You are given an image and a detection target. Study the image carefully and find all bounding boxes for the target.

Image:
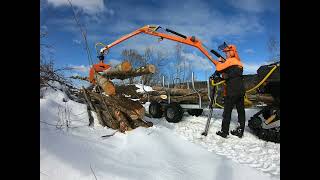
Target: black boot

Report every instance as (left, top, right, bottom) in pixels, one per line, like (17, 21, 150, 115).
(216, 130, 229, 138)
(230, 127, 244, 138)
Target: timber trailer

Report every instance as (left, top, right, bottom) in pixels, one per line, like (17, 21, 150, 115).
(146, 72, 213, 123)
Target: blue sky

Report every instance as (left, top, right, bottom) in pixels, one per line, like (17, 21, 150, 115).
(40, 0, 279, 82)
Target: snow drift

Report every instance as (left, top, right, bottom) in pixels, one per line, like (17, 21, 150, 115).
(40, 83, 279, 180)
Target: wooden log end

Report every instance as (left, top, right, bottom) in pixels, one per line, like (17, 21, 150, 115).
(102, 82, 116, 96)
(147, 64, 156, 74)
(121, 61, 132, 72)
(137, 107, 145, 119)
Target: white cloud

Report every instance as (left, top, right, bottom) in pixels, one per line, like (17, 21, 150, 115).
(45, 0, 272, 72)
(106, 8, 114, 16)
(181, 51, 215, 72)
(108, 59, 122, 66)
(244, 49, 255, 54)
(95, 1, 265, 56)
(40, 25, 48, 31)
(47, 0, 105, 14)
(242, 61, 267, 74)
(72, 39, 81, 45)
(228, 0, 279, 13)
(72, 72, 80, 76)
(68, 64, 90, 73)
(47, 0, 265, 53)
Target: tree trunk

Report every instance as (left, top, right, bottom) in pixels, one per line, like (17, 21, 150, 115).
(141, 93, 209, 104)
(256, 94, 274, 104)
(152, 86, 193, 96)
(88, 92, 145, 120)
(81, 88, 104, 126)
(94, 73, 116, 96)
(116, 85, 142, 98)
(102, 64, 156, 80)
(103, 61, 132, 74)
(146, 90, 166, 96)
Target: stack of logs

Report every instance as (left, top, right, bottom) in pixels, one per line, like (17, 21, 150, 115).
(140, 86, 209, 104)
(78, 61, 155, 133)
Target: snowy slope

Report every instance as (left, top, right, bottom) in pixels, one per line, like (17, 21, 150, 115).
(40, 84, 279, 180)
(144, 107, 280, 178)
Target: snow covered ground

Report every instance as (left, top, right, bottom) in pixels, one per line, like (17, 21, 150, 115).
(144, 104, 280, 178)
(135, 83, 154, 93)
(40, 84, 279, 180)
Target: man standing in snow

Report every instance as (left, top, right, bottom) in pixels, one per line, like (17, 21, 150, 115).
(213, 43, 246, 138)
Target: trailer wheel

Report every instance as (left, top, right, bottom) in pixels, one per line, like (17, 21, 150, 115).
(248, 116, 262, 130)
(165, 102, 183, 123)
(187, 109, 203, 117)
(149, 101, 163, 118)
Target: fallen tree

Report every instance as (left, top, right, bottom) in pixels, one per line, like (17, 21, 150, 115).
(102, 64, 156, 80)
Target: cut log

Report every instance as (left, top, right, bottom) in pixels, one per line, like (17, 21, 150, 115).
(102, 64, 156, 80)
(141, 93, 209, 104)
(151, 86, 193, 96)
(174, 84, 187, 89)
(135, 64, 156, 73)
(146, 90, 166, 96)
(256, 94, 274, 104)
(84, 90, 150, 131)
(81, 88, 104, 126)
(88, 92, 145, 120)
(104, 61, 132, 74)
(152, 86, 165, 91)
(106, 106, 132, 132)
(94, 73, 116, 96)
(115, 85, 142, 98)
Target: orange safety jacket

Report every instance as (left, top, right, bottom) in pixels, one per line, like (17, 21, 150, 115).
(216, 57, 244, 97)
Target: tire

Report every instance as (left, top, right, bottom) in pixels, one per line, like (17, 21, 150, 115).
(149, 101, 163, 118)
(248, 116, 262, 130)
(187, 109, 203, 117)
(257, 129, 280, 143)
(164, 102, 183, 123)
(262, 109, 272, 119)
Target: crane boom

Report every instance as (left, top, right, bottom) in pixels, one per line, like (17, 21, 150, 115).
(100, 25, 224, 66)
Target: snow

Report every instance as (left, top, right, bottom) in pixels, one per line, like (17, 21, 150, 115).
(135, 83, 154, 93)
(40, 83, 279, 180)
(144, 107, 280, 178)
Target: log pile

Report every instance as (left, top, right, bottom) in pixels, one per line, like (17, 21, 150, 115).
(139, 85, 209, 104)
(80, 61, 156, 132)
(81, 88, 152, 132)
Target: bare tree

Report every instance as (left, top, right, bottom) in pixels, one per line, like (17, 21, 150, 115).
(174, 43, 183, 83)
(121, 49, 144, 84)
(151, 50, 168, 85)
(141, 47, 153, 85)
(40, 19, 73, 90)
(267, 34, 280, 62)
(139, 47, 168, 86)
(184, 58, 192, 84)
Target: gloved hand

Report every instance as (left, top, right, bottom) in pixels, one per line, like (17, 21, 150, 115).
(210, 71, 222, 82)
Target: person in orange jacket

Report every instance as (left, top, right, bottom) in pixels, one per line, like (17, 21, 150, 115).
(213, 42, 246, 138)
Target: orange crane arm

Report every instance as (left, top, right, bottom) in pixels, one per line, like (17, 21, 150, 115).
(100, 25, 223, 66)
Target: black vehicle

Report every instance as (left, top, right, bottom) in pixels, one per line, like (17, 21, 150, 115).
(248, 62, 280, 143)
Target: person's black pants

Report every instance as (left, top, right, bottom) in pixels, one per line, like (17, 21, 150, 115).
(221, 95, 246, 133)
